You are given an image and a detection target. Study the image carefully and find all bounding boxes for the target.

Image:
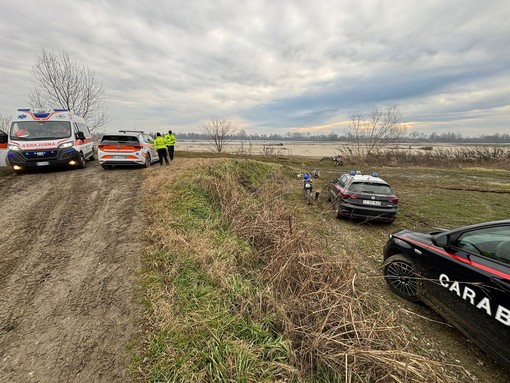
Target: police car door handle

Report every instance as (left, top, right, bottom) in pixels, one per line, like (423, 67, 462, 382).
(491, 277, 510, 292)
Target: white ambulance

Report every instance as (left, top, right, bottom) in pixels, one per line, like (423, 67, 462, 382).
(6, 108, 95, 174)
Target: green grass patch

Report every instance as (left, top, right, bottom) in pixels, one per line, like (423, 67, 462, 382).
(135, 165, 296, 382)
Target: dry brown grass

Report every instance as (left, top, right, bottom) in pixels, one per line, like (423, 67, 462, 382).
(200, 160, 476, 382)
(337, 146, 510, 168)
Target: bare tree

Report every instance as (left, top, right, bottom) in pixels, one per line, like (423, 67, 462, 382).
(347, 106, 407, 157)
(28, 49, 109, 130)
(200, 117, 237, 153)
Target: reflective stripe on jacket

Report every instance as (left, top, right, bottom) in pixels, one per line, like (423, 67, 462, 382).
(153, 136, 167, 150)
(164, 133, 176, 146)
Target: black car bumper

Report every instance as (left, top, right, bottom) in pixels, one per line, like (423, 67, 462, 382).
(7, 148, 81, 170)
(338, 202, 398, 222)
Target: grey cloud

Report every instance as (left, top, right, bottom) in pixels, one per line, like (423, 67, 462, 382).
(0, 0, 508, 135)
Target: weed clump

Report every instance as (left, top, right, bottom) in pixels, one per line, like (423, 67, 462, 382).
(201, 159, 474, 382)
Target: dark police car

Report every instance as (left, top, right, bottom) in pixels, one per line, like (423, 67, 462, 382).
(327, 171, 398, 223)
(383, 220, 510, 370)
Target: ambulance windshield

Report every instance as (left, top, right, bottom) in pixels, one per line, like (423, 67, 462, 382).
(10, 121, 72, 141)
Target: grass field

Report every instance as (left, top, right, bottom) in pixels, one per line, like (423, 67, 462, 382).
(134, 155, 510, 383)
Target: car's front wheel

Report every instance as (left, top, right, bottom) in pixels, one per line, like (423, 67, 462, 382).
(78, 153, 86, 169)
(383, 254, 420, 302)
(144, 154, 151, 168)
(334, 202, 342, 218)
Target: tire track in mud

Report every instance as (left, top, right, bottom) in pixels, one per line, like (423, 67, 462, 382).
(0, 164, 145, 383)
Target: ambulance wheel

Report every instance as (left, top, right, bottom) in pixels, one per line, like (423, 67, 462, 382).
(144, 154, 151, 168)
(78, 153, 87, 169)
(383, 254, 420, 302)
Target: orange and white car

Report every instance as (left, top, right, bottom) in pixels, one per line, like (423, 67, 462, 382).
(97, 130, 159, 169)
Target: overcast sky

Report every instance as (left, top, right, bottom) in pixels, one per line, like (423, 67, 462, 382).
(1, 0, 509, 136)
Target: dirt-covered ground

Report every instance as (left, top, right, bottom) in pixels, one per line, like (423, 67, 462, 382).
(0, 158, 508, 383)
(0, 161, 144, 383)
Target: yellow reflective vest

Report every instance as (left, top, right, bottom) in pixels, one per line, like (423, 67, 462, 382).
(153, 136, 167, 150)
(164, 133, 176, 146)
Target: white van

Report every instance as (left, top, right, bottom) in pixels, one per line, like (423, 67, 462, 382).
(6, 108, 94, 174)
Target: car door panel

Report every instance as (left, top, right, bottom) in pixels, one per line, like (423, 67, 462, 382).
(419, 243, 510, 367)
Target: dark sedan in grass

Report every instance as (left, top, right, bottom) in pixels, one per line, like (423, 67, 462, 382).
(383, 220, 510, 371)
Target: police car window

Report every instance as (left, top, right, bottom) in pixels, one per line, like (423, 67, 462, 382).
(453, 226, 510, 263)
(101, 135, 139, 143)
(338, 175, 347, 186)
(349, 182, 392, 194)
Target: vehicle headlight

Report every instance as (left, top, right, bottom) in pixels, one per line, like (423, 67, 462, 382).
(58, 141, 74, 149)
(8, 144, 21, 151)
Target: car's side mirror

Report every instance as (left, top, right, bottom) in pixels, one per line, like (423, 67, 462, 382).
(76, 131, 86, 141)
(432, 233, 449, 248)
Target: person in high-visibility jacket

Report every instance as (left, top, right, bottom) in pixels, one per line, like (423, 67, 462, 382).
(164, 130, 176, 160)
(153, 132, 169, 166)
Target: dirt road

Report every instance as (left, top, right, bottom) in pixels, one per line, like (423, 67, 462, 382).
(0, 161, 143, 383)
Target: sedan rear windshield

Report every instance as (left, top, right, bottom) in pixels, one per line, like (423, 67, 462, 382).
(101, 135, 139, 143)
(348, 182, 393, 195)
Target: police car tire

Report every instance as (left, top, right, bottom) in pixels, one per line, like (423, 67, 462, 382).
(383, 254, 420, 302)
(334, 202, 342, 218)
(144, 154, 151, 168)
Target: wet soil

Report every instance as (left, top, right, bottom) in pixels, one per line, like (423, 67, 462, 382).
(0, 161, 144, 383)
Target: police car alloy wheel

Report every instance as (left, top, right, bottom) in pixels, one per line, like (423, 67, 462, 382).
(383, 254, 419, 302)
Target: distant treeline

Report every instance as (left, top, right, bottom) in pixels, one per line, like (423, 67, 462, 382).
(174, 131, 510, 144)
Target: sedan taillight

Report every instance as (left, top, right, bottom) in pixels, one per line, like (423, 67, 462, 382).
(388, 197, 399, 204)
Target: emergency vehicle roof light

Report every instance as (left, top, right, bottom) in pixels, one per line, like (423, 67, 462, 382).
(350, 170, 356, 175)
(355, 170, 362, 175)
(371, 172, 379, 177)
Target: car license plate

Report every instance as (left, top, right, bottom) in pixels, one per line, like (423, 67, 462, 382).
(363, 200, 381, 205)
(36, 161, 50, 166)
(112, 155, 125, 159)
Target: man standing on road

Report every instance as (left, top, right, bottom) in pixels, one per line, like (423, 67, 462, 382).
(164, 130, 176, 160)
(153, 132, 169, 166)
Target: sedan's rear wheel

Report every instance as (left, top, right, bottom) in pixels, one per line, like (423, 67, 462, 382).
(334, 202, 342, 218)
(383, 254, 420, 302)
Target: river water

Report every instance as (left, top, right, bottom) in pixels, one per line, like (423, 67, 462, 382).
(178, 140, 509, 159)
